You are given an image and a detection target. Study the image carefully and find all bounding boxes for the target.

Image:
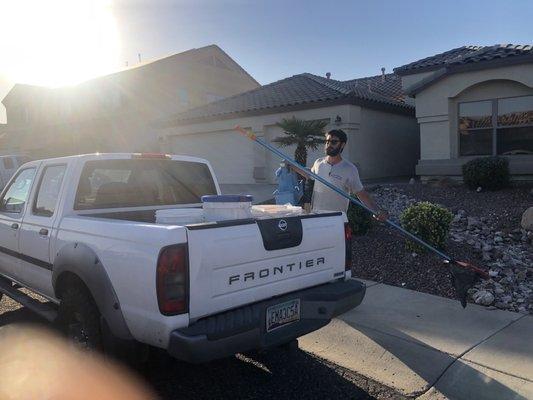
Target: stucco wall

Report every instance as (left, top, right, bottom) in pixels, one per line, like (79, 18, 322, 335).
(163, 105, 353, 184)
(170, 129, 255, 184)
(1, 47, 259, 159)
(163, 104, 418, 185)
(358, 108, 420, 178)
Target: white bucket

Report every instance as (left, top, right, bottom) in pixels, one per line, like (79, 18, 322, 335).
(202, 195, 253, 221)
(156, 208, 205, 225)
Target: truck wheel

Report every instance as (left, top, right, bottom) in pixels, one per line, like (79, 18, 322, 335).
(57, 286, 102, 351)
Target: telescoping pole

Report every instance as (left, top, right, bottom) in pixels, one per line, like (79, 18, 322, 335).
(234, 125, 488, 283)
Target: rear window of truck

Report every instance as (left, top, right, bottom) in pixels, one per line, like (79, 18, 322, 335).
(74, 159, 217, 210)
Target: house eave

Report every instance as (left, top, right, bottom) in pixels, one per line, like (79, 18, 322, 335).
(406, 56, 533, 96)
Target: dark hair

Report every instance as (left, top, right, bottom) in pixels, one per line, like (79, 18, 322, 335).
(327, 129, 347, 143)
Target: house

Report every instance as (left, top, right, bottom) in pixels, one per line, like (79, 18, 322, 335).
(1, 45, 259, 159)
(394, 44, 533, 180)
(156, 71, 419, 188)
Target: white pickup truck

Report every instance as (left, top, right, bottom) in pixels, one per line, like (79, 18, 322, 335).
(0, 153, 365, 362)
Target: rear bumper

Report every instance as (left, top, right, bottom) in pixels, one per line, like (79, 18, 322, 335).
(167, 279, 366, 363)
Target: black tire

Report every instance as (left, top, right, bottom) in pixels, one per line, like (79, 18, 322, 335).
(57, 285, 103, 351)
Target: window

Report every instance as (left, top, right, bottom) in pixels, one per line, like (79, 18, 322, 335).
(74, 159, 217, 210)
(497, 96, 533, 155)
(33, 165, 66, 217)
(0, 168, 36, 213)
(3, 157, 14, 170)
(459, 101, 493, 156)
(459, 95, 533, 156)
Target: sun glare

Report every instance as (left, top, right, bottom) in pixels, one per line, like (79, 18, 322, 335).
(0, 0, 120, 87)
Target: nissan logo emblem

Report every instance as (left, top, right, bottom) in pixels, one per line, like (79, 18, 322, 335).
(278, 219, 288, 231)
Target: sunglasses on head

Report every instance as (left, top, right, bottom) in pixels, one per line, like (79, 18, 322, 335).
(325, 139, 341, 145)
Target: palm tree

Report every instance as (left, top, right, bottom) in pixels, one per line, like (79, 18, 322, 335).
(272, 117, 328, 167)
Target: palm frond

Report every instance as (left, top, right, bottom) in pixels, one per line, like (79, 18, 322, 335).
(272, 135, 298, 147)
(274, 116, 329, 158)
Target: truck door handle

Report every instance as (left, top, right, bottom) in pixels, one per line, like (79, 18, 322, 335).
(39, 228, 49, 236)
(10, 223, 18, 230)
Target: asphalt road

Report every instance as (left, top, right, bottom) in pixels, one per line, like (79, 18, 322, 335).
(0, 295, 405, 400)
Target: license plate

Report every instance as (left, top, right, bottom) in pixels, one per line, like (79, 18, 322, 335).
(266, 299, 300, 332)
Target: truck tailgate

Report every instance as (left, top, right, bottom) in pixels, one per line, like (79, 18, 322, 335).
(186, 213, 346, 319)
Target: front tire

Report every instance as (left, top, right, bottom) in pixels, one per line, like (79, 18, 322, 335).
(57, 285, 103, 351)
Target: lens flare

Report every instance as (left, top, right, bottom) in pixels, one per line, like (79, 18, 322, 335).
(0, 0, 120, 87)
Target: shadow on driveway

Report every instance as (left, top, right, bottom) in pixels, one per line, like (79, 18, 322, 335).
(142, 347, 383, 400)
(0, 300, 387, 400)
(344, 319, 528, 400)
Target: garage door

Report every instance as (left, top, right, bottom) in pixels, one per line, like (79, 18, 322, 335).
(169, 131, 254, 184)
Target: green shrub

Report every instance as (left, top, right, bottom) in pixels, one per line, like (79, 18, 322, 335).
(347, 203, 373, 235)
(462, 157, 510, 190)
(400, 202, 453, 253)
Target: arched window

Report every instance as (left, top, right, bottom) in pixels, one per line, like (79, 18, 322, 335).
(459, 95, 533, 156)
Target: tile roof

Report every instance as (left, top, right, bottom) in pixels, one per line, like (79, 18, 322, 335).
(394, 44, 533, 75)
(160, 72, 412, 126)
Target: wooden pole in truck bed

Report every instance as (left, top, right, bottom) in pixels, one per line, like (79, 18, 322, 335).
(235, 125, 489, 308)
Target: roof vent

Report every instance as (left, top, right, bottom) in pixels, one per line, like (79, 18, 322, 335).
(381, 67, 386, 82)
(326, 72, 331, 79)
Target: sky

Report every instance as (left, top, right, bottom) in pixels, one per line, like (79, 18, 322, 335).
(1, 0, 532, 123)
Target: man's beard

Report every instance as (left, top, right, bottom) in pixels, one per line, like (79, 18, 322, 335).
(326, 147, 341, 156)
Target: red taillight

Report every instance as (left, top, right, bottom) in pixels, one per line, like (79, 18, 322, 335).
(132, 153, 170, 159)
(157, 244, 188, 315)
(344, 223, 352, 271)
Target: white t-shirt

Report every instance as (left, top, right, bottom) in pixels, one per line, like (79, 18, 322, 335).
(311, 157, 364, 213)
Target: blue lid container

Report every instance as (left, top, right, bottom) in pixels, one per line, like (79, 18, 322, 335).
(201, 194, 253, 203)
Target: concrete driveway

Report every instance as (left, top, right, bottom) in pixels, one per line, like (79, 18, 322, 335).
(300, 279, 533, 399)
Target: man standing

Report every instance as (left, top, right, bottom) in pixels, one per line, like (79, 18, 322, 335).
(299, 129, 388, 221)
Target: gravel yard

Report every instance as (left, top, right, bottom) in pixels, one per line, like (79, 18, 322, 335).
(351, 182, 533, 314)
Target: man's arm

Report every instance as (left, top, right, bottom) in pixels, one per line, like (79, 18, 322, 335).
(355, 190, 388, 222)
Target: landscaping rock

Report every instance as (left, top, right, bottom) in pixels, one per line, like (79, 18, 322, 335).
(521, 207, 533, 231)
(353, 183, 533, 315)
(467, 217, 481, 229)
(473, 290, 495, 306)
